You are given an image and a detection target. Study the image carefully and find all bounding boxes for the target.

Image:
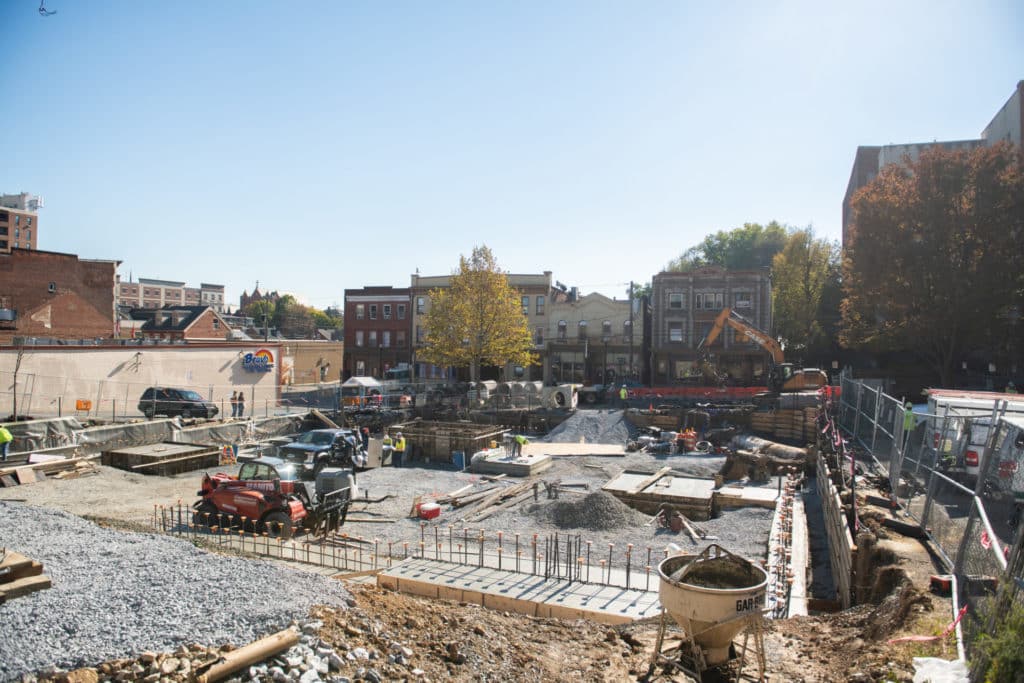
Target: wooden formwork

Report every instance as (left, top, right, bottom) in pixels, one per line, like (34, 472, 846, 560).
(816, 453, 856, 608)
(101, 442, 222, 476)
(390, 421, 508, 464)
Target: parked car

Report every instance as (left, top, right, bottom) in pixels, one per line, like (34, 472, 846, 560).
(138, 387, 219, 419)
(278, 428, 362, 479)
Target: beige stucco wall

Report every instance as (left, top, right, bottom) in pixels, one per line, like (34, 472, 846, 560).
(0, 344, 282, 419)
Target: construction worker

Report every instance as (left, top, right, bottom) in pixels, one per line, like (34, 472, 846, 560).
(381, 432, 393, 466)
(619, 384, 628, 409)
(512, 433, 529, 458)
(393, 431, 406, 467)
(902, 401, 915, 450)
(0, 423, 12, 462)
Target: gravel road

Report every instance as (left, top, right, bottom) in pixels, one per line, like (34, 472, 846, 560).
(0, 501, 350, 682)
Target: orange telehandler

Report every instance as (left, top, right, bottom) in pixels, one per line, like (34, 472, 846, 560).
(696, 308, 828, 396)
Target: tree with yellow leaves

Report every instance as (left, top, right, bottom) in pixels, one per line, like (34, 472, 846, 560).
(418, 246, 536, 382)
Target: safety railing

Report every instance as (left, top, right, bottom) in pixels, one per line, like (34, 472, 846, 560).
(837, 373, 1023, 668)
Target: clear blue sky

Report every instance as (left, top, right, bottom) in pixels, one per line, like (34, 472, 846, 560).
(2, 1, 1021, 310)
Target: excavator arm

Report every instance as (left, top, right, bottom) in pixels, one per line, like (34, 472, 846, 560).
(696, 308, 785, 364)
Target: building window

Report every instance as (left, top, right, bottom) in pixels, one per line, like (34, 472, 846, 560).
(356, 360, 365, 375)
(14, 216, 19, 226)
(734, 292, 752, 309)
(25, 229, 30, 241)
(714, 292, 724, 309)
(355, 331, 364, 347)
(534, 326, 544, 345)
(369, 304, 377, 320)
(577, 320, 588, 341)
(415, 326, 423, 343)
(521, 296, 529, 315)
(212, 319, 220, 330)
(14, 229, 19, 238)
(382, 331, 391, 347)
(557, 320, 567, 341)
(383, 304, 392, 320)
(369, 330, 378, 346)
(602, 320, 612, 338)
(397, 330, 406, 347)
(669, 293, 683, 309)
(695, 293, 703, 309)
(397, 304, 406, 320)
(669, 323, 683, 343)
(416, 296, 425, 314)
(536, 295, 545, 315)
(356, 304, 365, 320)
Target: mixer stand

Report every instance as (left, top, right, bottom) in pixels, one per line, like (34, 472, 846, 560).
(646, 608, 766, 683)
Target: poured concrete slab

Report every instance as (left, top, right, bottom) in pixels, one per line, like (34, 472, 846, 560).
(714, 485, 781, 509)
(603, 470, 715, 519)
(470, 449, 553, 477)
(377, 557, 661, 624)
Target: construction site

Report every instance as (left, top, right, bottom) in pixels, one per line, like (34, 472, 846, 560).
(1, 378, 1022, 683)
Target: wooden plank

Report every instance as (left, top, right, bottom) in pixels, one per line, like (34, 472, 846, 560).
(0, 474, 17, 487)
(0, 551, 34, 575)
(15, 469, 39, 485)
(310, 409, 341, 429)
(4, 561, 44, 582)
(345, 518, 396, 524)
(627, 467, 672, 495)
(0, 574, 51, 601)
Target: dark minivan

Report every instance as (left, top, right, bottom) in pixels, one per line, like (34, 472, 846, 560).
(138, 387, 219, 419)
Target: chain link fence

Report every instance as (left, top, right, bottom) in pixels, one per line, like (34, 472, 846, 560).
(838, 373, 1024, 670)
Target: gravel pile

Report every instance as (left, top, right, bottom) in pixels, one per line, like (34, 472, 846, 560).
(542, 491, 649, 530)
(542, 409, 636, 444)
(0, 501, 351, 681)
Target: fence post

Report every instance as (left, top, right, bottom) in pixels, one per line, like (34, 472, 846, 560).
(852, 382, 864, 445)
(870, 386, 882, 455)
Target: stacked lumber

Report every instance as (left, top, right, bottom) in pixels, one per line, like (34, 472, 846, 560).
(0, 550, 51, 603)
(749, 409, 818, 444)
(456, 480, 535, 523)
(0, 455, 99, 487)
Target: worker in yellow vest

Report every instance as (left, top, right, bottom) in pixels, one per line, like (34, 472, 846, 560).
(393, 431, 407, 467)
(619, 385, 628, 409)
(0, 424, 12, 462)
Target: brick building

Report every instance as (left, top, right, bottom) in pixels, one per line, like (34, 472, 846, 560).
(117, 277, 226, 312)
(650, 266, 772, 385)
(343, 286, 411, 379)
(0, 248, 118, 343)
(0, 207, 38, 252)
(545, 291, 643, 386)
(132, 305, 230, 341)
(410, 271, 551, 382)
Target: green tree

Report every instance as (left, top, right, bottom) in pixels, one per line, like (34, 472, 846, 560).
(418, 245, 536, 381)
(841, 143, 1024, 386)
(244, 300, 275, 338)
(666, 221, 788, 271)
(771, 228, 840, 352)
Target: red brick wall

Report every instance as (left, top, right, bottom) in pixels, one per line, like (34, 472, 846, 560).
(185, 309, 227, 340)
(0, 250, 116, 342)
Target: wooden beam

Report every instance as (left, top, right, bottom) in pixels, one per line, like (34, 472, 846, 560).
(628, 467, 672, 495)
(311, 409, 341, 429)
(0, 575, 51, 602)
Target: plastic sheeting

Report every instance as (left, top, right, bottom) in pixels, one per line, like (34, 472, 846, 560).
(6, 416, 85, 453)
(9, 414, 305, 457)
(912, 657, 969, 683)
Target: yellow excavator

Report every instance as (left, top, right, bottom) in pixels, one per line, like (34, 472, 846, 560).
(696, 308, 828, 394)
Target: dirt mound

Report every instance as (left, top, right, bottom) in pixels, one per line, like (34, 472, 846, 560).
(544, 491, 648, 530)
(542, 410, 635, 444)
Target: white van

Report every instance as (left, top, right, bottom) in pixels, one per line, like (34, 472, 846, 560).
(926, 389, 1024, 454)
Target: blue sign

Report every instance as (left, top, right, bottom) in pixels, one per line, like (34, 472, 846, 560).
(242, 349, 275, 373)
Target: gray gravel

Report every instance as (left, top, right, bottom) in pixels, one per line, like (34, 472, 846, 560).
(0, 501, 350, 682)
(542, 409, 636, 444)
(543, 491, 650, 530)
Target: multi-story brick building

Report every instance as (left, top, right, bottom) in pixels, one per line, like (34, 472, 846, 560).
(0, 207, 38, 252)
(0, 248, 118, 343)
(650, 266, 772, 385)
(410, 271, 551, 381)
(545, 291, 643, 386)
(342, 286, 411, 379)
(116, 277, 226, 312)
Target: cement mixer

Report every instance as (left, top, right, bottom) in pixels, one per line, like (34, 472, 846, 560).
(649, 544, 768, 679)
